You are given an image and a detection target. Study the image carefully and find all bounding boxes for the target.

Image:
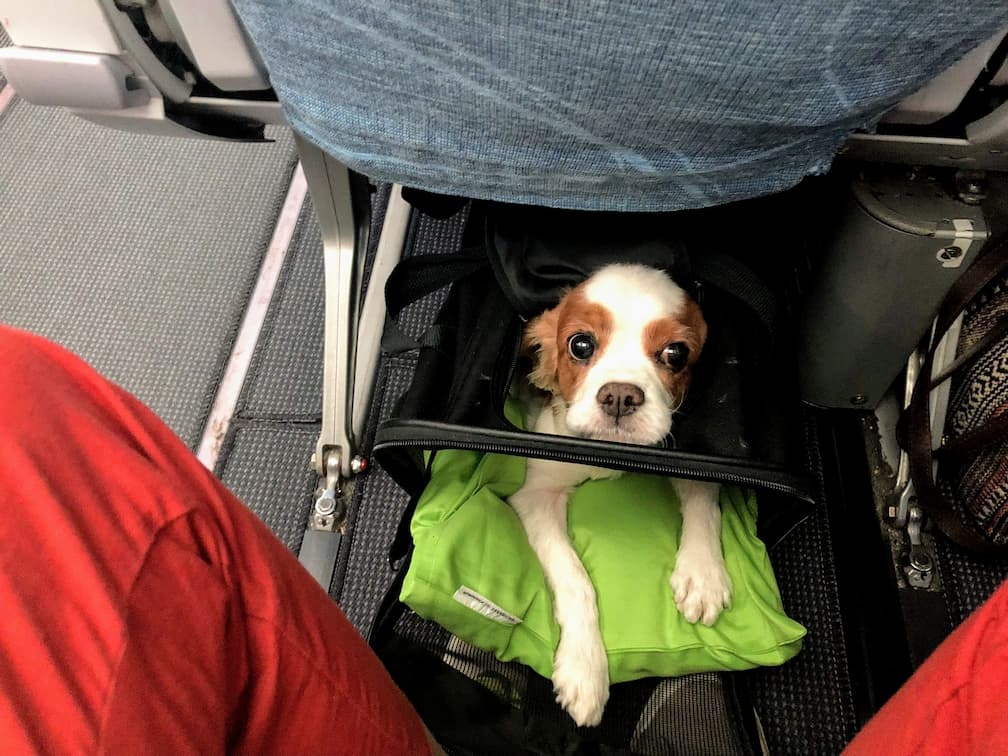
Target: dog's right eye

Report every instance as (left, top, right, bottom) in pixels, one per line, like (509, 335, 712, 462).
(567, 333, 596, 360)
(660, 341, 690, 371)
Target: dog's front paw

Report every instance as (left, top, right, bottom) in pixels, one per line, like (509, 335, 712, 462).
(669, 550, 733, 626)
(552, 631, 609, 727)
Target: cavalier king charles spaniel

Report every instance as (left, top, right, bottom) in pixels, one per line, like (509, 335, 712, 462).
(510, 263, 732, 726)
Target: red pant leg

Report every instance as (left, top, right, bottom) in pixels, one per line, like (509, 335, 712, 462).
(844, 578, 1008, 755)
(0, 326, 430, 755)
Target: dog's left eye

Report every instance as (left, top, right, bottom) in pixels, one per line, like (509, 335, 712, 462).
(659, 342, 689, 371)
(568, 332, 596, 360)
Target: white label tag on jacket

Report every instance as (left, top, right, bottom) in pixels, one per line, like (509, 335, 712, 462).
(453, 586, 521, 625)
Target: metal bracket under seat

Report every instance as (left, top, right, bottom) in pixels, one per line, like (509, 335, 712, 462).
(293, 134, 411, 588)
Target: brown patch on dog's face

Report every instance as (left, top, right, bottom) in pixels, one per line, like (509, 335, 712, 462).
(524, 306, 560, 392)
(641, 298, 707, 407)
(525, 286, 613, 401)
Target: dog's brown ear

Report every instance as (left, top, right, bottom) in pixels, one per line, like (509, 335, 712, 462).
(680, 298, 708, 363)
(524, 306, 560, 392)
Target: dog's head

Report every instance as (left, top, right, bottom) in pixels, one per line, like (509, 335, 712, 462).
(524, 263, 706, 445)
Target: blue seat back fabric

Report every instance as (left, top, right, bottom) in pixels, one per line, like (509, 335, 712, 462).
(233, 1, 1006, 211)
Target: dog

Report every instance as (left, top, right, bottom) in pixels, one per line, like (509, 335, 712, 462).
(509, 263, 732, 727)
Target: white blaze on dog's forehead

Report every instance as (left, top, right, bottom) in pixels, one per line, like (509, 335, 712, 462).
(580, 264, 686, 319)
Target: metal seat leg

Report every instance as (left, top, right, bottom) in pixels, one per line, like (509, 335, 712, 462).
(293, 133, 411, 588)
(295, 133, 361, 484)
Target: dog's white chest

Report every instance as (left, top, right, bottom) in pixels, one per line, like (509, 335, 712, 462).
(523, 398, 623, 489)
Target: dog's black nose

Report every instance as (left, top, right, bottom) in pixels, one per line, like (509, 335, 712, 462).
(596, 383, 645, 417)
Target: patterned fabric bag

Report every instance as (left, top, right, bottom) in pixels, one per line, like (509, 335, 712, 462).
(907, 238, 1008, 552)
(938, 270, 1008, 547)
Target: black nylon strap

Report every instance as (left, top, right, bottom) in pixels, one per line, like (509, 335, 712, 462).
(932, 410, 1008, 463)
(692, 251, 779, 344)
(929, 312, 1008, 388)
(382, 250, 488, 354)
(367, 543, 412, 650)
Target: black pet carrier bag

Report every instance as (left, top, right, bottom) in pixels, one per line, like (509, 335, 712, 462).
(368, 197, 816, 755)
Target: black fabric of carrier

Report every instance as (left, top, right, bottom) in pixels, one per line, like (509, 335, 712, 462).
(375, 201, 811, 498)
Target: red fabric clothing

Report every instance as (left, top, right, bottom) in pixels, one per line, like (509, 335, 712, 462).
(844, 576, 1008, 755)
(0, 326, 430, 755)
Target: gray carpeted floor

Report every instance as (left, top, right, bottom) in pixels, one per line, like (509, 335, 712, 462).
(237, 201, 326, 420)
(215, 200, 324, 553)
(217, 421, 319, 551)
(0, 97, 297, 447)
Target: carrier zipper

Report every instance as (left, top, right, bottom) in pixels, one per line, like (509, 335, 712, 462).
(374, 424, 812, 501)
